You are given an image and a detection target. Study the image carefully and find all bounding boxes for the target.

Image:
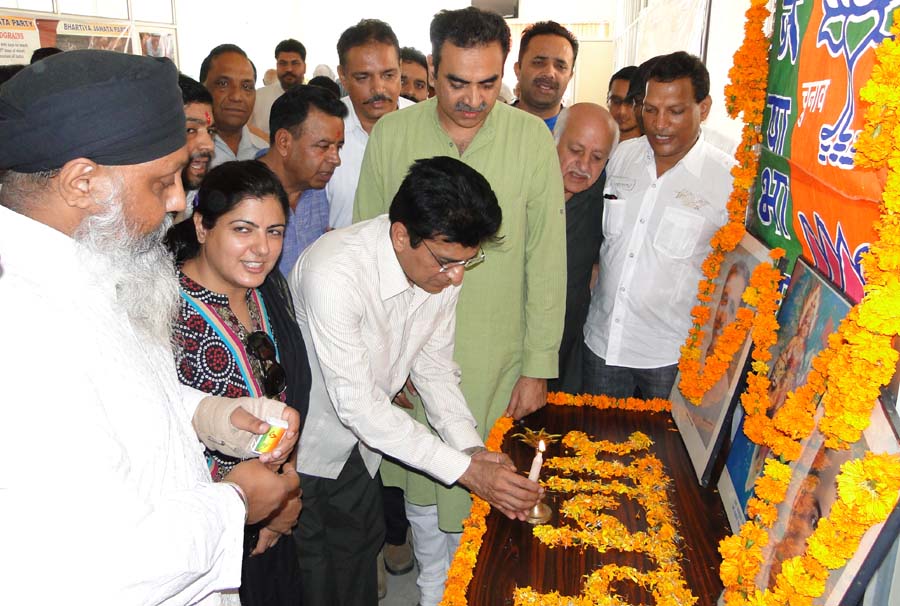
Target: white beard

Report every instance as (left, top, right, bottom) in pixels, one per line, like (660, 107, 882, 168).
(74, 191, 180, 347)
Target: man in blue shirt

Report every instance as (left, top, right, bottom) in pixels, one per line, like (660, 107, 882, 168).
(259, 85, 347, 275)
(512, 21, 578, 131)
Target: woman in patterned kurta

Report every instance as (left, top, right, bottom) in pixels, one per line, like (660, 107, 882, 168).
(166, 160, 311, 606)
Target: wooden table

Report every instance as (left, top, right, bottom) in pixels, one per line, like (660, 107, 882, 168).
(465, 405, 730, 605)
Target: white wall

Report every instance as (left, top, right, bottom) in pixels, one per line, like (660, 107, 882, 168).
(517, 0, 615, 23)
(175, 0, 615, 87)
(174, 0, 468, 84)
(174, 0, 303, 81)
(296, 1, 468, 80)
(610, 0, 751, 155)
(702, 0, 752, 154)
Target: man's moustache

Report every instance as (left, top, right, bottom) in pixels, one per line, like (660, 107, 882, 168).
(454, 101, 487, 113)
(189, 150, 212, 162)
(534, 76, 559, 90)
(364, 93, 393, 104)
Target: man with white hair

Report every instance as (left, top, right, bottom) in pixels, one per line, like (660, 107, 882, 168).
(550, 103, 618, 393)
(0, 50, 301, 605)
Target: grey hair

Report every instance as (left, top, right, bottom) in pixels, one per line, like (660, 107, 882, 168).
(73, 174, 180, 346)
(552, 105, 621, 154)
(0, 169, 62, 213)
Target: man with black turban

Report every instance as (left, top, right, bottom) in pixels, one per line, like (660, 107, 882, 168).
(0, 50, 302, 605)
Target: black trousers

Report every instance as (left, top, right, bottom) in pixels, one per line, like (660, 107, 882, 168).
(382, 484, 410, 545)
(296, 447, 386, 606)
(240, 523, 302, 606)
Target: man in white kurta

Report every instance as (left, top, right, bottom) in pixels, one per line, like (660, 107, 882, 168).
(290, 157, 541, 606)
(0, 204, 247, 605)
(0, 49, 299, 606)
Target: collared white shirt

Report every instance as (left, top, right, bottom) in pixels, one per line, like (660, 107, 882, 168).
(289, 214, 482, 482)
(0, 206, 244, 605)
(249, 81, 286, 136)
(210, 125, 267, 169)
(584, 133, 734, 368)
(326, 95, 414, 229)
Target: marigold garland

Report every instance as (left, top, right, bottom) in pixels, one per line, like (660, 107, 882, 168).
(678, 0, 772, 404)
(721, 453, 900, 606)
(718, 12, 900, 606)
(443, 7, 900, 606)
(440, 415, 512, 606)
(440, 400, 679, 606)
(521, 428, 694, 606)
(547, 391, 671, 412)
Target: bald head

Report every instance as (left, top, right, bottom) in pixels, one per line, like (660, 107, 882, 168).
(553, 103, 618, 200)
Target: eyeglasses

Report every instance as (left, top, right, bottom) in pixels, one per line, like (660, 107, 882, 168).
(245, 331, 287, 397)
(606, 95, 635, 108)
(422, 241, 485, 273)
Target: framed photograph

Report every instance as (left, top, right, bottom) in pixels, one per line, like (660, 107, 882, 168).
(670, 232, 773, 486)
(861, 522, 900, 606)
(750, 400, 900, 606)
(137, 28, 177, 63)
(718, 258, 852, 531)
(471, 0, 518, 18)
(879, 334, 900, 434)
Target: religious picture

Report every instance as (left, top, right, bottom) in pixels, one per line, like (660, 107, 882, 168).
(718, 259, 851, 531)
(750, 400, 900, 606)
(670, 232, 772, 485)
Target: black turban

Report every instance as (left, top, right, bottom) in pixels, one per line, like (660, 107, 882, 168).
(0, 49, 186, 173)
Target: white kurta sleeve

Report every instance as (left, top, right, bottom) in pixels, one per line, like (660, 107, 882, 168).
(298, 267, 474, 485)
(0, 320, 245, 606)
(409, 285, 484, 452)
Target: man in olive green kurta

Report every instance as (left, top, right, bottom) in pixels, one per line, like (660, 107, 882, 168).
(353, 8, 566, 544)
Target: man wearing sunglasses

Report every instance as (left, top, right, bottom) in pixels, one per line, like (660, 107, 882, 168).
(289, 156, 543, 606)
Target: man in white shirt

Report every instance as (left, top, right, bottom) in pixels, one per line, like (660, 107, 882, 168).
(290, 156, 542, 606)
(200, 44, 267, 168)
(583, 51, 734, 399)
(327, 19, 413, 229)
(0, 50, 300, 605)
(250, 38, 307, 139)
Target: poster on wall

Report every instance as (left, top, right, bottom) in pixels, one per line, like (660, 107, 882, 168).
(718, 259, 852, 532)
(0, 14, 40, 65)
(724, 400, 900, 606)
(670, 232, 773, 486)
(747, 0, 900, 302)
(48, 19, 132, 53)
(1, 16, 143, 65)
(471, 0, 518, 19)
(137, 29, 176, 62)
(635, 0, 709, 63)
